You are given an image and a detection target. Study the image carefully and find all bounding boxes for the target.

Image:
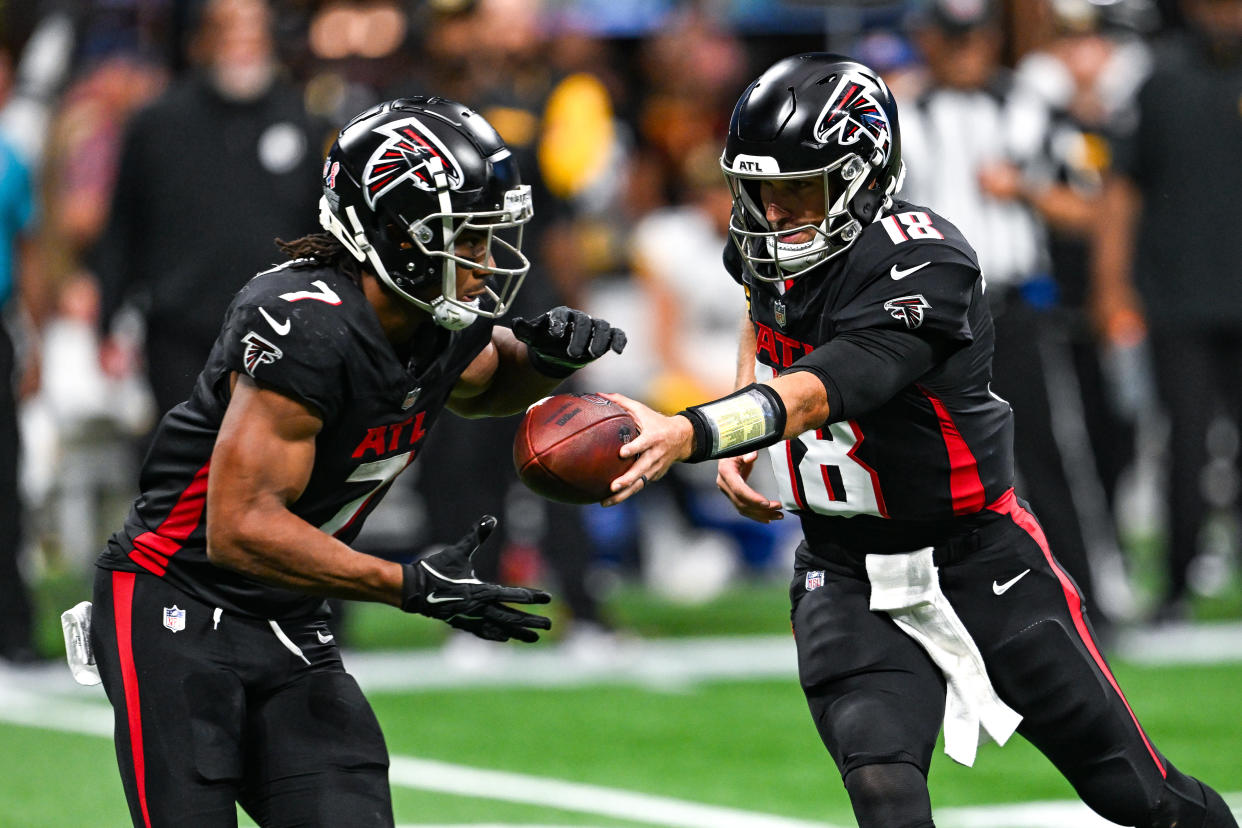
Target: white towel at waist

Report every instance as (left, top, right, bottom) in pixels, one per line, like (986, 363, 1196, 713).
(866, 547, 1022, 767)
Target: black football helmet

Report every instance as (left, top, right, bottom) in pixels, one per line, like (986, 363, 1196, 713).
(319, 97, 534, 329)
(721, 53, 905, 282)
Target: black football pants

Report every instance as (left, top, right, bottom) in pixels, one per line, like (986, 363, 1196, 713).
(91, 567, 393, 827)
(792, 491, 1229, 827)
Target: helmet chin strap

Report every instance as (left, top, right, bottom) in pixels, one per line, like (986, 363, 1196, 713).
(430, 295, 479, 330)
(319, 197, 478, 330)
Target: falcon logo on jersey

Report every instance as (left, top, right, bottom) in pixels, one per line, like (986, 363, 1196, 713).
(241, 331, 284, 376)
(813, 74, 892, 162)
(362, 116, 464, 209)
(883, 295, 931, 329)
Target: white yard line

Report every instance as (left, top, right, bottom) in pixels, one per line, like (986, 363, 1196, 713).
(387, 756, 840, 828)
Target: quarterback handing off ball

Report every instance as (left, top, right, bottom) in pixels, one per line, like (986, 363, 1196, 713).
(514, 393, 638, 504)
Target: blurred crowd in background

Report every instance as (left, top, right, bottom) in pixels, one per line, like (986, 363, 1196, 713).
(2, 0, 1241, 663)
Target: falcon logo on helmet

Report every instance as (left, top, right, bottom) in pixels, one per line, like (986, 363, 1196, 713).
(814, 75, 893, 163)
(361, 116, 465, 209)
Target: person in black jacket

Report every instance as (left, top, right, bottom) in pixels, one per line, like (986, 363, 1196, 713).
(93, 0, 325, 417)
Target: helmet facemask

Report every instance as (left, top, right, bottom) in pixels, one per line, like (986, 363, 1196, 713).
(722, 150, 881, 284)
(321, 157, 534, 330)
(398, 165, 534, 329)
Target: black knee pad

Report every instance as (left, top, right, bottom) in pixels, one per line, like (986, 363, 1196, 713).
(843, 761, 935, 828)
(1147, 768, 1239, 828)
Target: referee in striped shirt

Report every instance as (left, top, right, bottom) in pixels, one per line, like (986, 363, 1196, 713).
(900, 0, 1114, 635)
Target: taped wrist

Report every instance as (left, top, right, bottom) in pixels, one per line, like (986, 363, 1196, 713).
(678, 383, 787, 463)
(525, 347, 579, 378)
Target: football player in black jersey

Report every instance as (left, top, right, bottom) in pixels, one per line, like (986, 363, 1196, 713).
(85, 98, 625, 827)
(603, 55, 1235, 828)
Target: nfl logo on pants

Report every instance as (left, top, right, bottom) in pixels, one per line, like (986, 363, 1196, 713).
(163, 605, 186, 633)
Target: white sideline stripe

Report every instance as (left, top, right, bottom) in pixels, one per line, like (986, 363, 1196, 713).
(5, 624, 1242, 700)
(387, 756, 840, 828)
(346, 621, 1242, 693)
(0, 679, 114, 737)
(1115, 620, 1242, 665)
(347, 635, 798, 692)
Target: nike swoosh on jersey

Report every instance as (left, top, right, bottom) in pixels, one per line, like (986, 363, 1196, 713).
(992, 568, 1031, 595)
(316, 629, 334, 644)
(258, 306, 292, 336)
(890, 261, 931, 280)
(425, 592, 463, 604)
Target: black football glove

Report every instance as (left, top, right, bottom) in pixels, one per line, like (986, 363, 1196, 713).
(511, 306, 627, 378)
(402, 515, 552, 643)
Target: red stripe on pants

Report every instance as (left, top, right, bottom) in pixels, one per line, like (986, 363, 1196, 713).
(112, 571, 154, 827)
(987, 489, 1166, 778)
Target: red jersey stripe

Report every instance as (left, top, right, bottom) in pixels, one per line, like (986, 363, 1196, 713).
(128, 460, 210, 574)
(921, 389, 985, 514)
(126, 542, 168, 577)
(157, 460, 211, 539)
(987, 489, 1167, 779)
(112, 571, 153, 828)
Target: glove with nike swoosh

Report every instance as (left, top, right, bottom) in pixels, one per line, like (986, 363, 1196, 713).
(511, 306, 627, 378)
(401, 515, 552, 643)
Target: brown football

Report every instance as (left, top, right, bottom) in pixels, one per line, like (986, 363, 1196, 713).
(513, 393, 639, 504)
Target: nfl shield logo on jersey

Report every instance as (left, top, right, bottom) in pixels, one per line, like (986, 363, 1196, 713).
(163, 605, 186, 633)
(774, 299, 787, 328)
(402, 387, 421, 410)
(805, 570, 825, 591)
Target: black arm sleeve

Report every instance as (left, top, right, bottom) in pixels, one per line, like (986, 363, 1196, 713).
(784, 327, 950, 423)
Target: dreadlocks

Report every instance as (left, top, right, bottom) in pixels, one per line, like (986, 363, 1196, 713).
(275, 232, 363, 285)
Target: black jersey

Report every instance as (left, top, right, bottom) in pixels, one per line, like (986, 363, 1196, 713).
(98, 262, 494, 618)
(735, 200, 1014, 553)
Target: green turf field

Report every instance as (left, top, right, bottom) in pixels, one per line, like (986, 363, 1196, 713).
(2, 581, 1240, 827)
